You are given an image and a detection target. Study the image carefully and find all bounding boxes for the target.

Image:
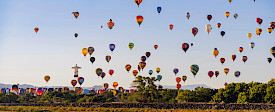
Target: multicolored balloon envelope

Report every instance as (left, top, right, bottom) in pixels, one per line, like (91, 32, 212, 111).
(77, 77, 84, 85)
(107, 19, 114, 29)
(182, 76, 187, 82)
(71, 80, 77, 87)
(74, 87, 83, 94)
(134, 0, 143, 7)
(182, 43, 189, 53)
(234, 71, 241, 78)
(176, 84, 181, 90)
(173, 68, 179, 75)
(136, 15, 144, 26)
(125, 64, 131, 72)
(157, 75, 162, 81)
(176, 77, 181, 83)
(72, 12, 79, 18)
(208, 71, 214, 78)
(224, 68, 229, 75)
(132, 70, 138, 77)
(191, 27, 198, 37)
(190, 64, 199, 77)
(113, 82, 118, 89)
(36, 88, 44, 96)
(149, 70, 153, 75)
(109, 44, 115, 52)
(271, 47, 275, 57)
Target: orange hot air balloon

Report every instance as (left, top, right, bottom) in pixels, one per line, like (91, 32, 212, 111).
(72, 12, 79, 18)
(256, 28, 262, 35)
(132, 70, 138, 77)
(217, 23, 221, 28)
(267, 28, 272, 33)
(154, 45, 158, 50)
(125, 64, 131, 72)
(239, 47, 243, 53)
(107, 19, 115, 29)
(169, 24, 174, 30)
(213, 48, 219, 58)
(176, 77, 181, 84)
(134, 0, 143, 7)
(136, 15, 144, 26)
(82, 48, 88, 57)
(176, 84, 181, 90)
(231, 55, 236, 62)
(34, 27, 39, 33)
(224, 68, 229, 75)
(113, 82, 118, 89)
(44, 75, 50, 82)
(247, 33, 252, 39)
(225, 12, 230, 18)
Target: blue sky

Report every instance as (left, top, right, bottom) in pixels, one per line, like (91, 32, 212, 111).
(0, 0, 274, 89)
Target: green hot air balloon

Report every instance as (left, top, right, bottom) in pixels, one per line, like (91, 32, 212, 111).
(128, 43, 134, 50)
(190, 64, 199, 77)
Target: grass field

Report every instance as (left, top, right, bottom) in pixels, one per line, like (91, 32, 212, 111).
(0, 106, 273, 112)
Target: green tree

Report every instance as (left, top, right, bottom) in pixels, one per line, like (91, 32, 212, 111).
(249, 84, 267, 103)
(264, 85, 275, 103)
(237, 92, 249, 103)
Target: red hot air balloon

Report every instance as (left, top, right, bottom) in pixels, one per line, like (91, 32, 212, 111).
(242, 56, 248, 63)
(176, 77, 181, 84)
(231, 55, 236, 62)
(191, 27, 198, 37)
(207, 15, 212, 22)
(239, 47, 243, 53)
(169, 24, 174, 30)
(208, 71, 214, 78)
(109, 69, 114, 76)
(215, 71, 219, 77)
(71, 80, 77, 87)
(224, 82, 228, 86)
(220, 58, 225, 64)
(34, 27, 39, 33)
(182, 43, 189, 53)
(256, 18, 263, 25)
(154, 45, 158, 50)
(107, 19, 114, 29)
(224, 68, 229, 75)
(176, 84, 181, 90)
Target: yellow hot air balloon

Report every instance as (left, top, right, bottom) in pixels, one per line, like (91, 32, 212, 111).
(82, 48, 88, 57)
(44, 75, 50, 82)
(256, 28, 262, 35)
(225, 12, 230, 18)
(247, 33, 252, 39)
(213, 48, 219, 58)
(156, 68, 160, 73)
(267, 28, 272, 33)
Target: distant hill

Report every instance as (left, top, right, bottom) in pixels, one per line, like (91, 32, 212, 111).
(0, 83, 213, 90)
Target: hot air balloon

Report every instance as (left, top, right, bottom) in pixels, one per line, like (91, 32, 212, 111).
(190, 43, 193, 46)
(74, 87, 83, 94)
(138, 65, 141, 71)
(157, 75, 162, 81)
(220, 58, 225, 64)
(217, 23, 221, 28)
(44, 75, 50, 82)
(107, 19, 114, 29)
(205, 24, 212, 34)
(136, 15, 144, 26)
(169, 24, 174, 30)
(224, 68, 229, 75)
(156, 68, 160, 73)
(88, 47, 95, 56)
(220, 31, 225, 37)
(129, 43, 134, 50)
(157, 85, 163, 90)
(109, 69, 114, 76)
(139, 62, 146, 70)
(90, 57, 95, 64)
(101, 26, 103, 28)
(267, 58, 272, 63)
(270, 22, 275, 30)
(215, 71, 219, 77)
(77, 77, 84, 86)
(247, 33, 252, 39)
(154, 45, 158, 50)
(234, 71, 240, 77)
(242, 56, 248, 63)
(208, 71, 214, 79)
(113, 82, 118, 89)
(101, 72, 106, 79)
(182, 76, 187, 82)
(95, 68, 103, 77)
(224, 82, 228, 86)
(176, 84, 181, 90)
(134, 0, 143, 7)
(149, 70, 153, 75)
(213, 48, 219, 58)
(157, 7, 162, 14)
(249, 42, 255, 49)
(125, 64, 131, 72)
(256, 28, 262, 35)
(191, 27, 198, 37)
(145, 52, 151, 58)
(256, 18, 263, 25)
(109, 44, 115, 52)
(133, 70, 138, 77)
(72, 12, 79, 18)
(190, 64, 199, 77)
(182, 43, 189, 53)
(34, 27, 39, 33)
(176, 77, 181, 84)
(207, 15, 212, 22)
(82, 48, 88, 57)
(71, 80, 77, 87)
(105, 55, 111, 63)
(271, 47, 275, 57)
(225, 12, 230, 18)
(141, 56, 146, 62)
(233, 13, 238, 19)
(103, 83, 109, 90)
(239, 47, 243, 53)
(74, 33, 78, 38)
(186, 12, 190, 19)
(228, 0, 232, 3)
(36, 88, 44, 96)
(231, 55, 236, 62)
(267, 28, 272, 33)
(173, 68, 179, 75)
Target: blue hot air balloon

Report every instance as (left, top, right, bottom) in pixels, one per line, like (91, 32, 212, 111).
(157, 75, 162, 81)
(109, 44, 115, 52)
(157, 7, 162, 14)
